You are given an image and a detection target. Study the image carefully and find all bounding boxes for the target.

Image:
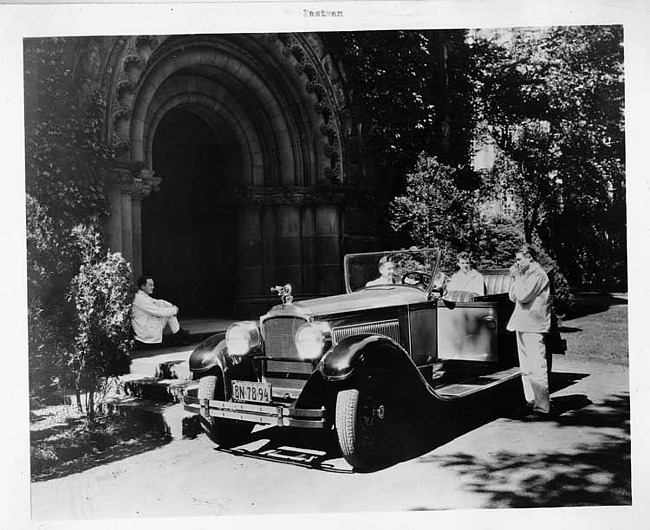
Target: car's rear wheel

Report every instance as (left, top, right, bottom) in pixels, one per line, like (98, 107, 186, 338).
(197, 374, 253, 447)
(335, 380, 389, 471)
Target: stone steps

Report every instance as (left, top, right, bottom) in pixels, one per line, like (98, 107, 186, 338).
(120, 374, 198, 403)
(115, 319, 231, 404)
(118, 341, 200, 404)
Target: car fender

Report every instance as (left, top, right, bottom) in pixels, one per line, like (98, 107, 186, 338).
(188, 332, 229, 375)
(188, 332, 258, 400)
(318, 333, 415, 382)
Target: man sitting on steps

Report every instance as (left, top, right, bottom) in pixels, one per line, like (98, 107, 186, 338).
(132, 274, 191, 349)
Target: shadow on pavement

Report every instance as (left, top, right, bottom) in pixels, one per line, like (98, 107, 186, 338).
(217, 426, 351, 473)
(31, 407, 174, 482)
(209, 370, 594, 476)
(557, 326, 582, 333)
(412, 392, 631, 509)
(549, 370, 589, 393)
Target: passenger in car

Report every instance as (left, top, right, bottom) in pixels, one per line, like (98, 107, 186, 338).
(506, 245, 552, 419)
(446, 252, 485, 296)
(365, 256, 397, 286)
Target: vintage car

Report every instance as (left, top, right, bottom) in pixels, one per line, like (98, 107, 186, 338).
(183, 248, 565, 470)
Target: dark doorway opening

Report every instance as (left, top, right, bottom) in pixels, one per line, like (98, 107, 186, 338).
(143, 106, 242, 317)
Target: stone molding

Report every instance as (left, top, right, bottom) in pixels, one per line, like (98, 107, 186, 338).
(211, 185, 378, 206)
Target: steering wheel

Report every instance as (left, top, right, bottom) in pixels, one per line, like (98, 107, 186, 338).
(401, 271, 431, 287)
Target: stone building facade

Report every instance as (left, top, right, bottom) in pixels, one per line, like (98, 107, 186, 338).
(64, 32, 456, 317)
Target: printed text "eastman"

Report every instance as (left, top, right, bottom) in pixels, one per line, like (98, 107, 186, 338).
(303, 9, 344, 18)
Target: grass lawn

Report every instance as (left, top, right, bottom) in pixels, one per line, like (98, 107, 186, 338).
(561, 295, 628, 365)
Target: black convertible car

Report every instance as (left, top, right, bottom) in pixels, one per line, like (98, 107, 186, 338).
(183, 248, 564, 470)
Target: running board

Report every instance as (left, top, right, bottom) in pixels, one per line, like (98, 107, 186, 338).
(434, 367, 521, 399)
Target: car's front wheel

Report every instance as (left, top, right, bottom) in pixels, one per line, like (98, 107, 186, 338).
(197, 374, 253, 447)
(335, 380, 389, 471)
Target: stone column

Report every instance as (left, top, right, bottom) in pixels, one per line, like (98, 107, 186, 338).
(106, 186, 123, 254)
(237, 205, 263, 296)
(127, 169, 160, 277)
(276, 206, 302, 290)
(120, 192, 133, 265)
(301, 206, 316, 294)
(261, 207, 278, 293)
(315, 205, 341, 294)
(104, 166, 160, 278)
(131, 198, 143, 276)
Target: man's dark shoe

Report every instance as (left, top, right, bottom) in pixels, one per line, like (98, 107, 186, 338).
(521, 409, 552, 422)
(509, 401, 535, 419)
(172, 328, 193, 346)
(134, 339, 161, 351)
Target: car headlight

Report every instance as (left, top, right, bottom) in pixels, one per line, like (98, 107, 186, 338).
(295, 322, 331, 360)
(225, 321, 261, 356)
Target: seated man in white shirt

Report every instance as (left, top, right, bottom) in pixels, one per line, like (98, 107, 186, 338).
(132, 275, 190, 348)
(446, 252, 485, 296)
(366, 256, 397, 287)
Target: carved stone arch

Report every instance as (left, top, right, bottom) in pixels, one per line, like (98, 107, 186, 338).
(141, 80, 264, 186)
(103, 33, 346, 187)
(272, 32, 346, 184)
(129, 42, 294, 186)
(101, 33, 350, 315)
(145, 95, 256, 186)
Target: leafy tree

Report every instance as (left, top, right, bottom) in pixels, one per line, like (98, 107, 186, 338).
(330, 30, 473, 186)
(24, 38, 124, 402)
(24, 38, 110, 227)
(390, 154, 573, 314)
(390, 154, 480, 270)
(468, 25, 625, 289)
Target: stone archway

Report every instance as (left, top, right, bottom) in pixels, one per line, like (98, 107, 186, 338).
(103, 34, 348, 316)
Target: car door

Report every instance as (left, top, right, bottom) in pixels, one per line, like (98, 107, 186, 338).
(436, 298, 498, 362)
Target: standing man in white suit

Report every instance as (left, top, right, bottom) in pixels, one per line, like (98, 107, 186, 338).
(507, 245, 552, 419)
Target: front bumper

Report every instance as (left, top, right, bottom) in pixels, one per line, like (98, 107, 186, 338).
(183, 390, 327, 429)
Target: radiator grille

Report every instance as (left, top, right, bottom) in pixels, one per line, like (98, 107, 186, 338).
(265, 360, 313, 375)
(262, 315, 308, 359)
(333, 319, 400, 343)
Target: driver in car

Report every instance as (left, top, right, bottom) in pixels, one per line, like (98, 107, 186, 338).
(366, 256, 396, 286)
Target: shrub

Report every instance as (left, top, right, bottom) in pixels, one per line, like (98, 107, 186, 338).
(67, 224, 134, 421)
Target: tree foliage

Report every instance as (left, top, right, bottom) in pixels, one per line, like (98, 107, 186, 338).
(332, 30, 473, 188)
(24, 38, 131, 406)
(24, 38, 110, 226)
(390, 154, 481, 269)
(391, 154, 573, 314)
(468, 25, 625, 289)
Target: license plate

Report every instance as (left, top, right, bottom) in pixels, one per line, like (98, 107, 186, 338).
(232, 381, 271, 404)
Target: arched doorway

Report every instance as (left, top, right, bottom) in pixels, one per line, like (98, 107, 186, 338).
(142, 106, 242, 317)
(104, 34, 349, 316)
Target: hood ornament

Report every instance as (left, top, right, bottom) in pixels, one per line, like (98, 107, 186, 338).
(271, 284, 293, 305)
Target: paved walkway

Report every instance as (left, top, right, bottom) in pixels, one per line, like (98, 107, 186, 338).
(30, 353, 631, 519)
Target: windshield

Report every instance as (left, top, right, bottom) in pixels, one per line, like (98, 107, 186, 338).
(343, 248, 441, 293)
